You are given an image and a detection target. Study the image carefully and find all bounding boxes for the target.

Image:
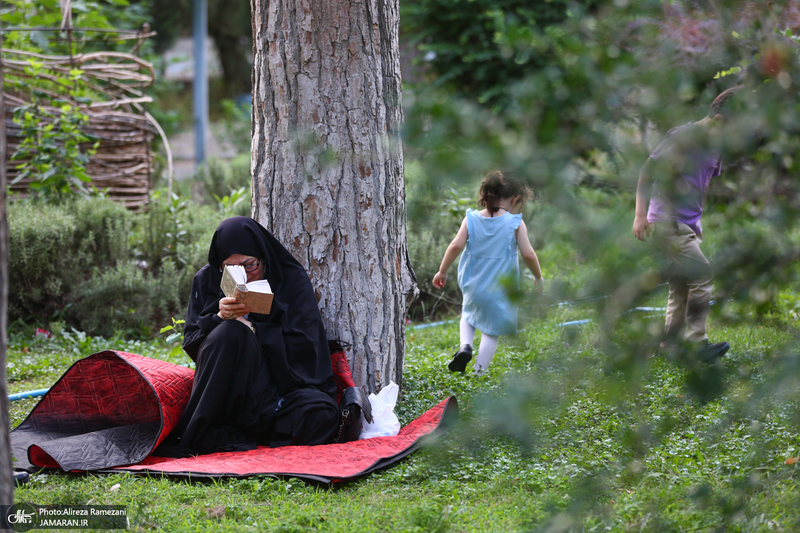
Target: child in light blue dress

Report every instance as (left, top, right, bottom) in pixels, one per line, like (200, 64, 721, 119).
(433, 171, 544, 375)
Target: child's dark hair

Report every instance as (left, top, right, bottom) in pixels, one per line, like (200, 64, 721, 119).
(478, 171, 533, 214)
(709, 86, 743, 119)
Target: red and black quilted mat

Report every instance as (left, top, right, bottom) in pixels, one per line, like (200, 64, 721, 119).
(11, 351, 458, 484)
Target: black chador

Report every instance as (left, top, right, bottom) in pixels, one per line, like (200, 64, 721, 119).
(160, 217, 339, 455)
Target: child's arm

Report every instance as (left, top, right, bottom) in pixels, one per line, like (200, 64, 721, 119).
(432, 218, 468, 289)
(515, 220, 543, 291)
(633, 158, 655, 241)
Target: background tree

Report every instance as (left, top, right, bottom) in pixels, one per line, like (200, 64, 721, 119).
(146, 0, 253, 98)
(401, 0, 603, 107)
(0, 60, 15, 505)
(250, 0, 417, 392)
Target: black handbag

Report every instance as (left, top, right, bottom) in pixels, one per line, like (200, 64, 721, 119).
(327, 339, 374, 443)
(335, 386, 373, 443)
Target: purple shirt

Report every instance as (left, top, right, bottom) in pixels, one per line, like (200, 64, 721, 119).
(646, 122, 721, 236)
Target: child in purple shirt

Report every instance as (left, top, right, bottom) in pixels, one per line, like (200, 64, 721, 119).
(633, 87, 740, 361)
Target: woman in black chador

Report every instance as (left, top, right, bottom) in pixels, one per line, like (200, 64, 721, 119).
(165, 216, 340, 454)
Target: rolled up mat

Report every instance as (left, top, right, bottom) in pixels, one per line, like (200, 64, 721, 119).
(11, 351, 193, 472)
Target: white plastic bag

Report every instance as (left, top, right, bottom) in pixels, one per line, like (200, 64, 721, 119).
(358, 381, 401, 439)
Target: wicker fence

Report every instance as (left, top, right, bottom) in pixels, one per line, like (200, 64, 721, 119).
(3, 43, 169, 210)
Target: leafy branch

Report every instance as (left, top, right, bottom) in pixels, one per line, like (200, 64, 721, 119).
(11, 87, 99, 201)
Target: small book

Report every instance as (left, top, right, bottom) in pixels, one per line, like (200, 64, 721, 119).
(220, 265, 273, 314)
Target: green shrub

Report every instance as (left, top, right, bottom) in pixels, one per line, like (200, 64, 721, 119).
(8, 197, 131, 323)
(8, 194, 222, 337)
(163, 201, 221, 310)
(407, 228, 461, 322)
(69, 195, 132, 269)
(11, 101, 98, 200)
(130, 191, 192, 272)
(69, 260, 185, 338)
(130, 192, 217, 273)
(197, 155, 252, 212)
(9, 200, 75, 318)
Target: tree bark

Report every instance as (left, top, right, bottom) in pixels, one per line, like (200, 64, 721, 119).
(251, 0, 417, 392)
(0, 57, 15, 504)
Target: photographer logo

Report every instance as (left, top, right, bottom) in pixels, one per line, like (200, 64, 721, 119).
(6, 503, 37, 531)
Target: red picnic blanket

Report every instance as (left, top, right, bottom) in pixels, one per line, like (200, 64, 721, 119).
(10, 351, 457, 484)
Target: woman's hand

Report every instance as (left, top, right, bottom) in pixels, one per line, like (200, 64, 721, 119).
(218, 297, 249, 320)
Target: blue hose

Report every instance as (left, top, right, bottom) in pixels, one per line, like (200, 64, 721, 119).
(9, 388, 50, 402)
(557, 319, 594, 327)
(407, 320, 457, 330)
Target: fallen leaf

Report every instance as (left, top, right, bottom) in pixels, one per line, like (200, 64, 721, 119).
(206, 506, 227, 519)
(109, 483, 120, 492)
(785, 457, 798, 465)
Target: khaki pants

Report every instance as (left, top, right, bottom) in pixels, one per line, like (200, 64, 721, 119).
(653, 221, 713, 343)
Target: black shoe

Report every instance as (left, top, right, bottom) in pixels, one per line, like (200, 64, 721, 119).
(14, 471, 29, 487)
(697, 340, 730, 362)
(448, 344, 473, 372)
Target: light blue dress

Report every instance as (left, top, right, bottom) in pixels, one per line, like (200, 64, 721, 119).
(457, 209, 522, 336)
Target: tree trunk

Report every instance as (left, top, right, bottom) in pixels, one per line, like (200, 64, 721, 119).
(251, 0, 417, 392)
(0, 58, 15, 504)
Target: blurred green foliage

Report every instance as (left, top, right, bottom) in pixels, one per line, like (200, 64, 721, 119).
(402, 0, 800, 528)
(216, 99, 253, 155)
(401, 0, 603, 107)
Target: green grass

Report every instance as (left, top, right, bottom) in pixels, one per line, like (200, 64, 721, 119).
(8, 299, 800, 532)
